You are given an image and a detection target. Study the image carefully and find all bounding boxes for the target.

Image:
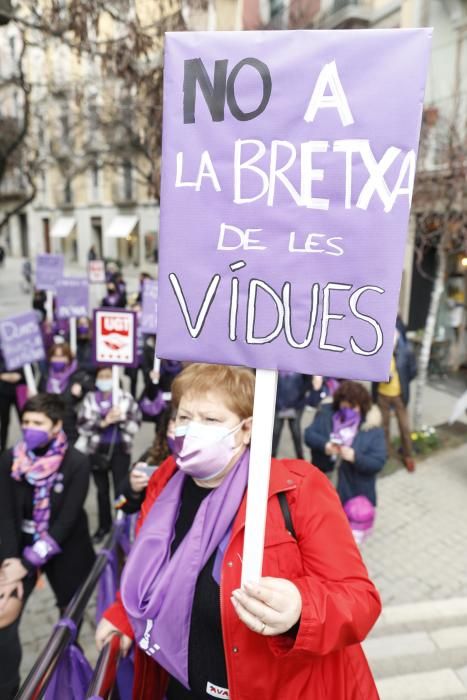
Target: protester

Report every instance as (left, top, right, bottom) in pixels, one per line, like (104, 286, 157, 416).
(136, 271, 154, 303)
(0, 394, 95, 700)
(76, 316, 94, 372)
(87, 245, 97, 261)
(125, 301, 145, 398)
(102, 281, 126, 309)
(0, 352, 25, 452)
(21, 259, 32, 294)
(96, 363, 381, 700)
(373, 328, 417, 472)
(306, 375, 340, 408)
(39, 342, 94, 444)
(32, 289, 47, 322)
(77, 366, 142, 543)
(305, 380, 386, 514)
(116, 410, 176, 515)
(272, 371, 309, 459)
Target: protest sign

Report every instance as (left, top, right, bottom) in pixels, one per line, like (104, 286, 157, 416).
(141, 279, 158, 334)
(156, 29, 431, 583)
(157, 29, 431, 382)
(56, 278, 89, 320)
(0, 311, 45, 370)
(88, 260, 106, 284)
(35, 254, 65, 291)
(93, 309, 138, 367)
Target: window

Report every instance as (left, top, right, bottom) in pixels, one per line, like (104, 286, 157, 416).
(64, 179, 72, 204)
(123, 160, 133, 200)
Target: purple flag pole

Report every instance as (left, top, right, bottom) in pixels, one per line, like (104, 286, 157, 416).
(241, 369, 278, 585)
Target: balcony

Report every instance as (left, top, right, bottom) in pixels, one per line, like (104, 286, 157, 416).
(0, 173, 27, 202)
(320, 0, 371, 28)
(111, 182, 136, 207)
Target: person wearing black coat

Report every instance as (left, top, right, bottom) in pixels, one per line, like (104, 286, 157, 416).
(304, 381, 387, 507)
(0, 352, 25, 452)
(0, 394, 95, 700)
(272, 372, 309, 459)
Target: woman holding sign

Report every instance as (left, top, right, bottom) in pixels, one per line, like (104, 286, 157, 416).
(96, 363, 381, 700)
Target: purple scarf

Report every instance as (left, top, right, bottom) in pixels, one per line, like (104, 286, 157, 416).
(331, 407, 361, 446)
(120, 449, 249, 689)
(46, 359, 78, 394)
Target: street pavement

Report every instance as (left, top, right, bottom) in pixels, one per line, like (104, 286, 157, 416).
(1, 257, 467, 698)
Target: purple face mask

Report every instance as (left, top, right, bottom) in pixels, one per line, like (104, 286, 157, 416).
(23, 428, 51, 451)
(166, 435, 176, 453)
(338, 406, 360, 423)
(174, 421, 244, 481)
(50, 360, 68, 373)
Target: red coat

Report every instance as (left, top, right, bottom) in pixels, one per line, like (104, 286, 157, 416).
(104, 457, 381, 699)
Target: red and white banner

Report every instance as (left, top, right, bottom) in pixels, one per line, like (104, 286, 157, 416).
(93, 309, 137, 366)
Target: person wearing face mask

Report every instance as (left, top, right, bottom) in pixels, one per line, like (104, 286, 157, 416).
(39, 343, 94, 444)
(75, 316, 94, 372)
(115, 412, 176, 515)
(102, 282, 126, 308)
(0, 394, 95, 699)
(305, 381, 386, 540)
(96, 363, 382, 700)
(76, 366, 142, 543)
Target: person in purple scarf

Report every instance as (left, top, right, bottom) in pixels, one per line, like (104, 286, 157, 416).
(96, 364, 382, 700)
(39, 342, 94, 444)
(0, 394, 95, 699)
(305, 380, 387, 512)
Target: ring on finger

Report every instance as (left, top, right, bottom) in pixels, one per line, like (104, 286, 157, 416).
(259, 620, 266, 634)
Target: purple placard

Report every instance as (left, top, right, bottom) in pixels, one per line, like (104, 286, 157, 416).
(0, 311, 46, 370)
(156, 30, 431, 381)
(141, 280, 158, 334)
(35, 254, 65, 291)
(56, 278, 89, 319)
(93, 308, 138, 367)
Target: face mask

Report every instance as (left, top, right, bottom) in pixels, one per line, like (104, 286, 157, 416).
(50, 360, 68, 373)
(174, 420, 244, 481)
(23, 428, 51, 451)
(338, 407, 359, 423)
(96, 379, 113, 393)
(166, 436, 176, 453)
(77, 325, 89, 336)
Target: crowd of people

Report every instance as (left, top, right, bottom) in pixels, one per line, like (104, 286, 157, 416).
(0, 261, 419, 699)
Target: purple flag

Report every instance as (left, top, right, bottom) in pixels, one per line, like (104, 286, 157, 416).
(0, 311, 45, 370)
(56, 278, 89, 319)
(141, 279, 158, 334)
(156, 30, 431, 381)
(44, 644, 92, 700)
(35, 254, 65, 291)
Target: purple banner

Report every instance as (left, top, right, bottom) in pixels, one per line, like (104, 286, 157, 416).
(156, 30, 431, 381)
(0, 311, 45, 370)
(141, 279, 158, 334)
(56, 277, 89, 319)
(35, 254, 65, 291)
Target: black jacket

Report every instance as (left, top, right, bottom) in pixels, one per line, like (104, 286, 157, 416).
(0, 446, 95, 606)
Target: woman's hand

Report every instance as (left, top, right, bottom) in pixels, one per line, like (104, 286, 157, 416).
(96, 617, 133, 656)
(231, 577, 302, 636)
(0, 580, 23, 615)
(325, 441, 340, 456)
(0, 558, 28, 584)
(70, 383, 83, 398)
(340, 446, 355, 463)
(103, 406, 122, 427)
(130, 465, 150, 493)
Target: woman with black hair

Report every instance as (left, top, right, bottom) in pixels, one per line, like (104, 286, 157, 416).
(0, 393, 95, 699)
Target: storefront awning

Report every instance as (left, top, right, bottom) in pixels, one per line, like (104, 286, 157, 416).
(50, 217, 76, 238)
(104, 215, 139, 239)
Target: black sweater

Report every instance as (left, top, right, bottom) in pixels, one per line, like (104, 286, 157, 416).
(0, 446, 95, 607)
